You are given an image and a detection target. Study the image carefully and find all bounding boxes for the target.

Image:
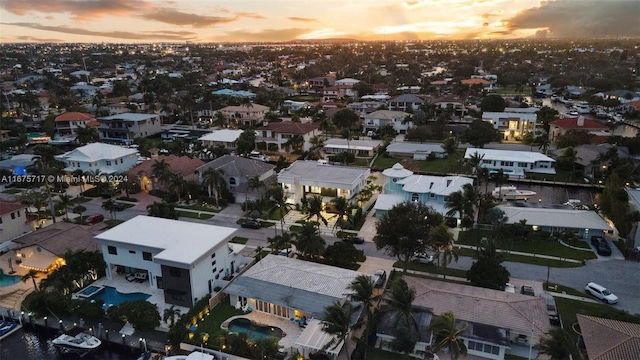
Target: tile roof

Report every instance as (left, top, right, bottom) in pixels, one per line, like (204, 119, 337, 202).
(12, 222, 99, 255)
(55, 112, 95, 122)
(389, 94, 424, 103)
(196, 155, 275, 178)
(0, 199, 25, 216)
(577, 314, 640, 360)
(258, 121, 318, 134)
(57, 143, 138, 162)
(406, 277, 551, 338)
(550, 117, 608, 130)
(128, 155, 205, 178)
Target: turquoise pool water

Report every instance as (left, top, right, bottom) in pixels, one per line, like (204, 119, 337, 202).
(26, 132, 45, 138)
(228, 318, 283, 341)
(88, 286, 151, 310)
(78, 285, 101, 296)
(0, 269, 21, 287)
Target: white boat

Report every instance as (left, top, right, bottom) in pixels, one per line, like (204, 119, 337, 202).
(52, 329, 101, 355)
(492, 186, 536, 200)
(165, 351, 215, 360)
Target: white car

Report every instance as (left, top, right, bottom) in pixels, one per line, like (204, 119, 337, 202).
(411, 252, 434, 264)
(585, 282, 618, 304)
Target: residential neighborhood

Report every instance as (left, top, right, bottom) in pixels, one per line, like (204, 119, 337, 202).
(1, 36, 640, 360)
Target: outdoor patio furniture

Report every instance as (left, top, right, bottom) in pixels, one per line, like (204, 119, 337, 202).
(126, 274, 136, 282)
(134, 272, 148, 282)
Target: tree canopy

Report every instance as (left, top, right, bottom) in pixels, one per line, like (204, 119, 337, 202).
(460, 120, 499, 148)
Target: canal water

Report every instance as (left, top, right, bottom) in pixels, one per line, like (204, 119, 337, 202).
(1, 328, 142, 360)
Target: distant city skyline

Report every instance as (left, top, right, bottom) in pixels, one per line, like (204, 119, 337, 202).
(0, 0, 639, 43)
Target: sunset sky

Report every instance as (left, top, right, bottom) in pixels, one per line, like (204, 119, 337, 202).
(0, 0, 639, 43)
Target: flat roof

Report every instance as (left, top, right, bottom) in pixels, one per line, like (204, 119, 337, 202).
(57, 143, 137, 162)
(497, 206, 612, 230)
(94, 215, 236, 265)
(100, 113, 159, 121)
(398, 175, 474, 195)
(464, 148, 555, 163)
(198, 129, 244, 142)
(386, 142, 445, 154)
(278, 160, 369, 187)
(324, 138, 382, 151)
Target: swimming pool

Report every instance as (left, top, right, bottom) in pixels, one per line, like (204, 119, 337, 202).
(228, 318, 283, 341)
(76, 285, 103, 298)
(87, 286, 151, 310)
(0, 269, 21, 287)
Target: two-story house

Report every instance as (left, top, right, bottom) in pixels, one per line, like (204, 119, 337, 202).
(363, 110, 412, 134)
(54, 112, 99, 138)
(97, 113, 162, 145)
(464, 148, 556, 178)
(374, 163, 474, 218)
(94, 215, 250, 307)
(256, 121, 320, 152)
(56, 143, 138, 174)
(219, 104, 270, 127)
(0, 199, 36, 242)
(388, 94, 424, 112)
(196, 155, 276, 202)
(198, 129, 245, 151)
(482, 110, 537, 141)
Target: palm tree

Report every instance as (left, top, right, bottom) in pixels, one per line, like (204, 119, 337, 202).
(151, 159, 172, 186)
(305, 195, 328, 228)
(560, 146, 581, 174)
(57, 193, 73, 221)
(321, 302, 361, 360)
(162, 305, 182, 327)
(347, 275, 381, 359)
(201, 167, 225, 207)
(430, 224, 458, 279)
(293, 222, 326, 259)
(385, 278, 421, 353)
(102, 199, 117, 220)
(330, 196, 353, 230)
(168, 175, 188, 203)
(268, 185, 293, 233)
(247, 175, 266, 199)
(267, 231, 295, 254)
(445, 191, 466, 220)
(428, 311, 468, 360)
(537, 328, 576, 360)
(22, 269, 40, 292)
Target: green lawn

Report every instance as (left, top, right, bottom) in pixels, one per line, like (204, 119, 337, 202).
(526, 169, 583, 184)
(178, 203, 222, 213)
(544, 282, 584, 297)
(178, 210, 214, 219)
(2, 188, 22, 194)
(104, 219, 124, 228)
(230, 237, 248, 244)
(394, 260, 469, 279)
(494, 86, 534, 95)
(455, 246, 584, 268)
(367, 347, 405, 360)
(372, 150, 468, 174)
(191, 301, 245, 342)
(354, 158, 372, 167)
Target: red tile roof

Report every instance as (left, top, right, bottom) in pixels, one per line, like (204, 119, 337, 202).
(258, 122, 319, 134)
(128, 155, 205, 178)
(550, 117, 608, 130)
(55, 112, 95, 122)
(0, 199, 25, 216)
(461, 78, 491, 85)
(577, 314, 640, 360)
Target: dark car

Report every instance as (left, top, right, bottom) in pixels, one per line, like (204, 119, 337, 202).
(541, 294, 561, 326)
(597, 241, 612, 256)
(241, 219, 261, 229)
(591, 236, 604, 247)
(343, 236, 365, 244)
(521, 285, 535, 296)
(112, 202, 126, 211)
(373, 270, 387, 288)
(85, 213, 104, 225)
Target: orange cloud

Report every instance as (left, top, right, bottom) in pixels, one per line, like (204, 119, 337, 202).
(288, 17, 317, 22)
(1, 22, 196, 41)
(0, 0, 150, 22)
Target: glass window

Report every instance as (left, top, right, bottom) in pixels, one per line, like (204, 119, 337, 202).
(169, 268, 180, 277)
(143, 252, 152, 261)
(411, 193, 419, 201)
(108, 246, 117, 255)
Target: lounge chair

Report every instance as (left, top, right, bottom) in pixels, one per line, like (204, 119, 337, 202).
(134, 272, 148, 282)
(126, 274, 136, 282)
(242, 304, 248, 312)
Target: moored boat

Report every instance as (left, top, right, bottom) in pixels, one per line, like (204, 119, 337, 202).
(492, 186, 536, 200)
(51, 328, 101, 355)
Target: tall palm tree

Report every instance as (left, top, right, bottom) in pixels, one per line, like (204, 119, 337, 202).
(22, 269, 40, 292)
(162, 305, 182, 327)
(321, 302, 361, 360)
(430, 224, 458, 279)
(537, 328, 576, 360)
(267, 231, 294, 255)
(330, 196, 353, 230)
(445, 191, 466, 220)
(247, 175, 266, 199)
(57, 193, 73, 221)
(201, 167, 225, 207)
(428, 311, 468, 360)
(268, 185, 293, 233)
(305, 195, 328, 228)
(151, 159, 172, 186)
(347, 275, 381, 359)
(385, 278, 421, 353)
(292, 222, 326, 259)
(102, 199, 117, 220)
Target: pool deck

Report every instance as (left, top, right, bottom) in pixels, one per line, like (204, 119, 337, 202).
(224, 311, 304, 350)
(0, 251, 38, 311)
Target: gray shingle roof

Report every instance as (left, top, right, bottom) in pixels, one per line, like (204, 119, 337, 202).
(196, 155, 275, 178)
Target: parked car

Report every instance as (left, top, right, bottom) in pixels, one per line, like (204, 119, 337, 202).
(585, 282, 618, 304)
(541, 294, 561, 326)
(590, 235, 604, 246)
(343, 236, 365, 244)
(373, 270, 387, 288)
(597, 241, 612, 256)
(103, 201, 125, 211)
(411, 252, 435, 264)
(241, 219, 261, 229)
(85, 213, 104, 225)
(520, 285, 535, 296)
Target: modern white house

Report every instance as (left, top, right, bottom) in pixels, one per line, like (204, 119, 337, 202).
(363, 110, 412, 134)
(482, 111, 537, 141)
(374, 163, 474, 217)
(197, 129, 244, 151)
(464, 148, 556, 178)
(277, 160, 370, 205)
(56, 143, 138, 174)
(386, 142, 447, 160)
(323, 138, 383, 157)
(256, 121, 320, 152)
(224, 255, 365, 359)
(376, 277, 552, 360)
(94, 215, 248, 307)
(97, 113, 162, 144)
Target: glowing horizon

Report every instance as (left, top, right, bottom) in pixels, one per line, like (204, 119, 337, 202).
(0, 0, 638, 43)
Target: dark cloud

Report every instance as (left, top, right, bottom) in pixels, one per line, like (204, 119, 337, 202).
(13, 35, 64, 42)
(1, 22, 196, 41)
(0, 0, 149, 21)
(505, 0, 640, 38)
(287, 17, 317, 22)
(140, 9, 240, 28)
